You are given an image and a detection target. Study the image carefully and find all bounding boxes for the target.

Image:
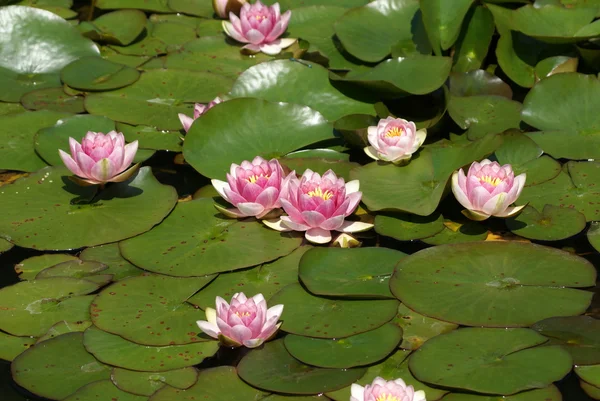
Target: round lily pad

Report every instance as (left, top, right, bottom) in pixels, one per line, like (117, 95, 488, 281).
(36, 320, 93, 344)
(576, 364, 600, 388)
(91, 274, 215, 346)
(238, 339, 367, 395)
(36, 259, 110, 281)
(420, 0, 475, 53)
(269, 283, 399, 338)
(119, 198, 302, 277)
(0, 166, 178, 250)
(111, 367, 198, 396)
(390, 241, 596, 327)
(532, 316, 600, 365)
(12, 332, 111, 400)
(79, 243, 145, 280)
(116, 122, 183, 152)
(83, 326, 219, 372)
(20, 87, 84, 113)
(61, 57, 141, 91)
(96, 0, 172, 12)
(0, 278, 98, 336)
(375, 212, 445, 241)
(150, 366, 268, 401)
(394, 303, 458, 350)
(0, 331, 35, 361)
(440, 386, 562, 401)
(63, 380, 147, 401)
(284, 323, 402, 368)
(409, 328, 573, 395)
(506, 205, 587, 241)
(87, 9, 147, 46)
(420, 219, 488, 245)
(15, 253, 79, 281)
(167, 0, 213, 17)
(589, 222, 600, 252)
(298, 247, 405, 298)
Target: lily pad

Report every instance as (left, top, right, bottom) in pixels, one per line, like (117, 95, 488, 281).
(79, 243, 145, 280)
(439, 386, 562, 401)
(12, 332, 111, 400)
(36, 320, 93, 343)
(83, 326, 219, 372)
(36, 259, 109, 281)
(589, 221, 600, 252)
(167, 0, 213, 17)
(284, 323, 402, 368)
(298, 247, 405, 298)
(20, 87, 84, 113)
(0, 166, 178, 250)
(116, 122, 183, 152)
(576, 364, 600, 388)
(96, 0, 172, 12)
(452, 6, 495, 73)
(409, 328, 572, 395)
(61, 57, 141, 91)
(86, 9, 147, 46)
(394, 303, 458, 350)
(238, 339, 367, 395)
(390, 241, 596, 327)
(120, 198, 302, 277)
(14, 253, 78, 281)
(420, 219, 488, 245)
(0, 331, 36, 361)
(375, 212, 445, 241)
(0, 238, 14, 254)
(420, 0, 475, 53)
(269, 283, 399, 338)
(91, 274, 215, 346)
(63, 380, 148, 401)
(505, 205, 587, 241)
(111, 367, 198, 396)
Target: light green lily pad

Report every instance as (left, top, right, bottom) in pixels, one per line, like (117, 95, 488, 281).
(14, 253, 78, 281)
(86, 9, 147, 46)
(452, 6, 495, 72)
(96, 0, 172, 12)
(20, 87, 84, 113)
(111, 367, 198, 396)
(36, 259, 109, 280)
(420, 0, 475, 53)
(61, 56, 141, 91)
(0, 331, 35, 361)
(167, 0, 213, 17)
(375, 212, 445, 241)
(36, 320, 93, 344)
(576, 364, 600, 388)
(589, 222, 600, 252)
(79, 243, 145, 280)
(116, 122, 183, 152)
(506, 205, 587, 241)
(0, 102, 27, 116)
(0, 238, 14, 254)
(63, 380, 148, 401)
(394, 303, 458, 350)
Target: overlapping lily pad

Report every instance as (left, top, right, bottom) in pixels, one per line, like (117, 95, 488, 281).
(589, 222, 600, 252)
(420, 219, 488, 245)
(419, 0, 475, 54)
(36, 320, 93, 344)
(506, 205, 587, 241)
(82, 9, 147, 46)
(439, 386, 562, 401)
(61, 57, 141, 91)
(14, 253, 78, 280)
(576, 364, 600, 389)
(20, 87, 84, 113)
(111, 367, 198, 396)
(96, 0, 172, 12)
(375, 212, 444, 241)
(390, 241, 596, 327)
(116, 122, 183, 152)
(394, 304, 458, 350)
(0, 331, 35, 361)
(79, 243, 145, 280)
(63, 380, 148, 401)
(452, 6, 494, 72)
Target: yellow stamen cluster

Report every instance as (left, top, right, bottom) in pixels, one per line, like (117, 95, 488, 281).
(479, 175, 502, 186)
(235, 311, 252, 317)
(307, 187, 334, 200)
(385, 127, 404, 138)
(376, 394, 401, 401)
(254, 14, 267, 21)
(247, 174, 270, 183)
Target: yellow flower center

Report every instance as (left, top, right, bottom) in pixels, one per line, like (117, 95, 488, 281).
(479, 175, 502, 186)
(376, 394, 401, 401)
(385, 127, 404, 138)
(247, 174, 270, 183)
(307, 187, 334, 200)
(255, 14, 267, 22)
(235, 311, 251, 317)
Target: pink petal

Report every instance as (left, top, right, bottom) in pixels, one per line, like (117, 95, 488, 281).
(178, 114, 193, 132)
(305, 228, 332, 244)
(91, 159, 115, 182)
(76, 152, 96, 177)
(320, 215, 345, 231)
(301, 211, 326, 228)
(280, 216, 310, 231)
(59, 150, 83, 176)
(230, 325, 253, 343)
(236, 202, 266, 217)
(120, 141, 138, 171)
(224, 187, 248, 205)
(245, 29, 266, 45)
(344, 191, 362, 215)
(255, 186, 279, 209)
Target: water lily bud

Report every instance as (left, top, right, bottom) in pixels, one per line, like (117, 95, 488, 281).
(213, 0, 246, 19)
(364, 117, 426, 164)
(452, 159, 526, 221)
(350, 377, 426, 401)
(196, 293, 283, 348)
(178, 97, 223, 133)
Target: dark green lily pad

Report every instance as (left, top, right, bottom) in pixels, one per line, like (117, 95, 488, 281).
(409, 328, 572, 395)
(167, 0, 213, 17)
(83, 326, 219, 372)
(150, 366, 268, 401)
(269, 283, 399, 338)
(589, 221, 600, 252)
(238, 339, 366, 395)
(61, 57, 141, 91)
(12, 333, 111, 400)
(36, 320, 93, 344)
(532, 315, 600, 365)
(79, 243, 145, 280)
(36, 259, 109, 281)
(420, 220, 488, 245)
(284, 323, 402, 369)
(96, 0, 172, 12)
(15, 253, 79, 281)
(419, 0, 475, 54)
(116, 122, 183, 152)
(298, 247, 405, 298)
(0, 166, 178, 250)
(86, 9, 147, 46)
(390, 242, 596, 327)
(580, 380, 600, 400)
(506, 205, 587, 241)
(20, 87, 84, 113)
(101, 46, 150, 68)
(452, 6, 495, 72)
(111, 367, 198, 396)
(0, 238, 14, 254)
(92, 274, 214, 346)
(439, 386, 562, 401)
(63, 380, 147, 401)
(375, 212, 445, 241)
(120, 198, 302, 277)
(394, 303, 458, 350)
(109, 20, 197, 56)
(0, 331, 35, 361)
(279, 151, 359, 182)
(0, 278, 98, 336)
(188, 246, 311, 309)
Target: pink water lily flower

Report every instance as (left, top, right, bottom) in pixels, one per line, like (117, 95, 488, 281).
(196, 293, 283, 348)
(264, 169, 373, 244)
(212, 156, 294, 219)
(213, 0, 246, 19)
(364, 117, 426, 164)
(178, 97, 223, 133)
(58, 131, 138, 185)
(222, 0, 296, 55)
(351, 377, 426, 401)
(452, 159, 526, 221)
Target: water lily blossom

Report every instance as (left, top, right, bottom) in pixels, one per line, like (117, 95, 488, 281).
(264, 169, 373, 244)
(196, 293, 283, 348)
(222, 1, 296, 55)
(452, 159, 526, 221)
(213, 0, 246, 19)
(59, 131, 138, 185)
(212, 156, 293, 219)
(178, 97, 223, 132)
(351, 377, 426, 401)
(364, 117, 426, 164)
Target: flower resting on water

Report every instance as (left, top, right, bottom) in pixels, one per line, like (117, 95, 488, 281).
(452, 159, 526, 221)
(350, 377, 426, 401)
(364, 117, 426, 164)
(178, 97, 223, 133)
(196, 293, 283, 348)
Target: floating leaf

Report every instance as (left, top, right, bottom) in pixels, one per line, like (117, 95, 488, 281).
(394, 303, 458, 350)
(96, 0, 172, 12)
(116, 122, 183, 152)
(111, 367, 198, 396)
(439, 386, 562, 401)
(576, 364, 600, 389)
(15, 253, 78, 281)
(63, 380, 147, 401)
(36, 320, 93, 344)
(20, 87, 84, 113)
(589, 222, 600, 252)
(61, 57, 141, 91)
(375, 212, 444, 241)
(420, 0, 475, 53)
(85, 9, 147, 46)
(79, 243, 145, 280)
(505, 205, 587, 241)
(0, 331, 35, 361)
(421, 219, 488, 245)
(452, 6, 495, 72)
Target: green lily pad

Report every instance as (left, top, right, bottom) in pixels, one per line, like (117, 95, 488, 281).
(452, 6, 495, 73)
(0, 166, 178, 250)
(36, 259, 109, 280)
(439, 386, 562, 401)
(589, 221, 600, 252)
(92, 274, 214, 346)
(101, 46, 150, 68)
(0, 102, 27, 116)
(83, 326, 219, 372)
(111, 367, 198, 396)
(576, 364, 600, 388)
(375, 212, 445, 241)
(63, 380, 148, 401)
(580, 380, 600, 400)
(0, 278, 98, 336)
(195, 19, 223, 36)
(0, 6, 99, 102)
(238, 339, 366, 394)
(109, 20, 197, 56)
(116, 122, 183, 152)
(505, 205, 587, 241)
(61, 57, 141, 91)
(532, 315, 600, 365)
(353, 133, 502, 215)
(183, 98, 334, 178)
(280, 150, 358, 181)
(86, 9, 147, 46)
(333, 114, 377, 148)
(12, 333, 111, 400)
(167, 0, 213, 17)
(284, 323, 402, 369)
(150, 366, 268, 401)
(269, 283, 399, 338)
(188, 246, 311, 309)
(36, 320, 93, 344)
(0, 331, 35, 361)
(409, 328, 572, 395)
(14, 253, 79, 281)
(79, 243, 145, 280)
(420, 219, 488, 245)
(394, 303, 458, 350)
(535, 55, 578, 80)
(120, 198, 302, 277)
(229, 60, 374, 121)
(390, 241, 596, 327)
(420, 0, 475, 54)
(262, 396, 330, 401)
(20, 87, 84, 113)
(0, 110, 70, 172)
(96, 0, 172, 12)
(298, 247, 405, 298)
(0, 238, 14, 254)
(85, 69, 233, 130)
